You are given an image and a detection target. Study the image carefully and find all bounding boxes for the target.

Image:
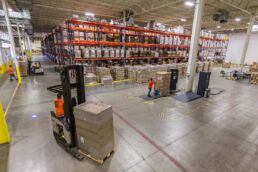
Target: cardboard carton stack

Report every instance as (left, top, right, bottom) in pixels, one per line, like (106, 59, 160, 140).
(18, 61, 28, 77)
(196, 62, 204, 73)
(127, 66, 137, 81)
(155, 71, 171, 97)
(136, 66, 149, 83)
(208, 61, 214, 72)
(250, 62, 258, 72)
(74, 102, 114, 161)
(222, 62, 231, 68)
(85, 73, 97, 84)
(177, 63, 184, 77)
(101, 76, 113, 85)
(203, 62, 209, 72)
(96, 67, 111, 82)
(110, 66, 125, 81)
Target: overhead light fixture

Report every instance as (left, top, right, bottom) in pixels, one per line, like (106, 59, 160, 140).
(217, 25, 221, 29)
(235, 17, 241, 22)
(184, 1, 194, 7)
(180, 18, 187, 22)
(85, 12, 95, 17)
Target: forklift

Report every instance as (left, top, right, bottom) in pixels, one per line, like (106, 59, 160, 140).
(47, 65, 85, 160)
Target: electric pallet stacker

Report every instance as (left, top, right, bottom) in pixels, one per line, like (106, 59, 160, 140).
(47, 65, 85, 160)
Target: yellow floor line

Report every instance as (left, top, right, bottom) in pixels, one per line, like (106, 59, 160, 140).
(113, 79, 132, 83)
(4, 83, 19, 117)
(85, 83, 101, 87)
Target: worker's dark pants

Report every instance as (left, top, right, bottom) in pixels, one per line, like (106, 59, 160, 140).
(148, 88, 152, 97)
(9, 74, 17, 81)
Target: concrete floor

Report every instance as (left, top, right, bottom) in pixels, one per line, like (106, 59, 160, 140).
(1, 55, 258, 172)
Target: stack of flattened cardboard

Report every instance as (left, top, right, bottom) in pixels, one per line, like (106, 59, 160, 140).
(18, 61, 28, 77)
(74, 102, 114, 161)
(155, 71, 171, 97)
(110, 66, 125, 81)
(96, 67, 111, 82)
(85, 73, 97, 84)
(136, 66, 149, 83)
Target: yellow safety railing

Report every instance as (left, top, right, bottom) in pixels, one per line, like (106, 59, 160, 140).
(0, 100, 10, 144)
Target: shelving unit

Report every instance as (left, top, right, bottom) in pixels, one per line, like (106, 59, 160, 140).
(41, 19, 229, 65)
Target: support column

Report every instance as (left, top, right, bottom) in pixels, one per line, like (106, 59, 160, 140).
(240, 16, 255, 72)
(185, 0, 205, 92)
(2, 0, 22, 84)
(16, 23, 23, 55)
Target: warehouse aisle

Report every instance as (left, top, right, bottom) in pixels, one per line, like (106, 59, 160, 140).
(1, 56, 258, 172)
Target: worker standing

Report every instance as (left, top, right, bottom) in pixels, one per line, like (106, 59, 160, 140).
(147, 78, 153, 97)
(8, 65, 17, 81)
(54, 93, 65, 119)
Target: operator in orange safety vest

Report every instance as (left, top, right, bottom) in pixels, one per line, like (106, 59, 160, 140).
(8, 65, 17, 81)
(147, 78, 153, 97)
(54, 93, 65, 118)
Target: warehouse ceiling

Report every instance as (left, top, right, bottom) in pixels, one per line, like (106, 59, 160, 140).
(10, 0, 258, 34)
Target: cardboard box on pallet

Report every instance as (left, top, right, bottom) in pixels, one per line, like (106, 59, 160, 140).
(136, 66, 149, 83)
(208, 62, 214, 72)
(155, 71, 171, 97)
(74, 102, 114, 160)
(110, 66, 125, 81)
(101, 76, 113, 85)
(96, 67, 111, 82)
(85, 73, 97, 84)
(18, 61, 28, 77)
(128, 66, 137, 81)
(203, 62, 209, 72)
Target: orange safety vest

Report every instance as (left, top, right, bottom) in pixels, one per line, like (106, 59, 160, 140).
(8, 67, 14, 75)
(54, 98, 64, 117)
(148, 80, 153, 89)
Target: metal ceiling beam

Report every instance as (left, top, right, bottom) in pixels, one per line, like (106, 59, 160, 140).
(219, 0, 253, 15)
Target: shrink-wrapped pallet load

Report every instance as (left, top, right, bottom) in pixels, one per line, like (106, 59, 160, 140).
(155, 71, 171, 97)
(74, 102, 114, 161)
(110, 66, 125, 81)
(18, 61, 28, 77)
(136, 66, 149, 83)
(85, 73, 97, 84)
(96, 67, 111, 83)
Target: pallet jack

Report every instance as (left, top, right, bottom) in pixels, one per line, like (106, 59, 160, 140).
(47, 65, 85, 160)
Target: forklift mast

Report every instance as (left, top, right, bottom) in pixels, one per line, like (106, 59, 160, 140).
(47, 65, 86, 147)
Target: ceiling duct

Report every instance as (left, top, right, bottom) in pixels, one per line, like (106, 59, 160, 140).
(213, 9, 229, 23)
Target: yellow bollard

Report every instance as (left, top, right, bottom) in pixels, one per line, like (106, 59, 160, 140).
(0, 100, 10, 144)
(15, 65, 22, 85)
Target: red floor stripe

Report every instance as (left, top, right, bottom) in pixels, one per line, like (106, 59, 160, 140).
(114, 111, 188, 172)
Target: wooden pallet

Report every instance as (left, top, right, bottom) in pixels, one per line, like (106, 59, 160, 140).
(79, 149, 114, 164)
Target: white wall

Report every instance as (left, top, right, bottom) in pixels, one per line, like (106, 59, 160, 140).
(226, 32, 258, 64)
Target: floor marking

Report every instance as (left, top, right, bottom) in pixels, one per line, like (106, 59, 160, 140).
(113, 110, 188, 172)
(4, 83, 19, 117)
(91, 92, 188, 172)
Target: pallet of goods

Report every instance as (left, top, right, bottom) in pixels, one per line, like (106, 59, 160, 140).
(74, 102, 114, 164)
(18, 60, 28, 77)
(101, 76, 113, 85)
(136, 66, 150, 83)
(110, 66, 125, 81)
(96, 67, 111, 82)
(155, 71, 171, 97)
(85, 73, 97, 84)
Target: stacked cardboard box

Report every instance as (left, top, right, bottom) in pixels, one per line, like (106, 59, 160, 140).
(127, 66, 137, 81)
(203, 62, 209, 72)
(136, 66, 149, 83)
(196, 62, 204, 73)
(110, 66, 125, 81)
(222, 62, 231, 68)
(85, 73, 97, 84)
(18, 61, 28, 77)
(101, 76, 113, 85)
(250, 62, 258, 72)
(208, 61, 214, 72)
(155, 71, 171, 97)
(177, 63, 184, 77)
(96, 67, 111, 82)
(74, 102, 114, 160)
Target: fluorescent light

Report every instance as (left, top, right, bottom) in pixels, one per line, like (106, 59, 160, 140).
(184, 1, 194, 7)
(217, 25, 221, 29)
(85, 12, 95, 17)
(180, 18, 187, 22)
(235, 18, 241, 22)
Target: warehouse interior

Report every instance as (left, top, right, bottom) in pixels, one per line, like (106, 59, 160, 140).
(1, 0, 258, 172)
